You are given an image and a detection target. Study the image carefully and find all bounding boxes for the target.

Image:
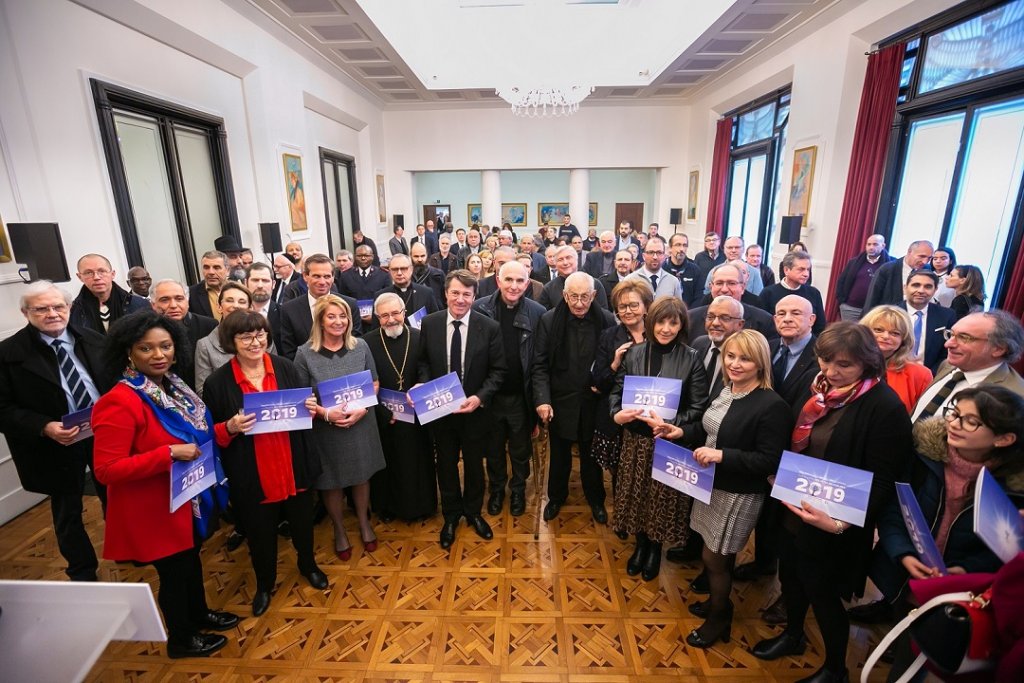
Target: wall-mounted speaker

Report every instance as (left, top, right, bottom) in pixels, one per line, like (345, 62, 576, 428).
(779, 215, 803, 244)
(669, 208, 683, 225)
(259, 222, 282, 254)
(393, 214, 404, 229)
(8, 222, 70, 282)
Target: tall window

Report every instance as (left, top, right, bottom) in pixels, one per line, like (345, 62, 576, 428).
(723, 89, 790, 262)
(879, 0, 1024, 305)
(320, 148, 359, 257)
(92, 80, 239, 285)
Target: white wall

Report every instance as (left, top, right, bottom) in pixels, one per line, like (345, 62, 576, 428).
(0, 0, 388, 522)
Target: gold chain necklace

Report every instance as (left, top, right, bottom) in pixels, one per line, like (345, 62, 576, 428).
(379, 325, 411, 390)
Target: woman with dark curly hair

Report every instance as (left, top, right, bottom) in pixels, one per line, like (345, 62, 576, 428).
(609, 296, 709, 581)
(93, 310, 238, 659)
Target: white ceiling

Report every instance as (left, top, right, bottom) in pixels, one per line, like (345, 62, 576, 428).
(243, 0, 855, 107)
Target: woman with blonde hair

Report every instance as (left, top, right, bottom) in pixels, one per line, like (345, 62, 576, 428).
(859, 306, 932, 414)
(294, 295, 385, 560)
(685, 329, 792, 648)
(479, 249, 495, 278)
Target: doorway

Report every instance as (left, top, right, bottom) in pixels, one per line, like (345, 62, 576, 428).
(614, 203, 645, 233)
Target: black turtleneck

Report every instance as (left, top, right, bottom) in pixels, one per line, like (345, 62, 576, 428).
(497, 299, 524, 395)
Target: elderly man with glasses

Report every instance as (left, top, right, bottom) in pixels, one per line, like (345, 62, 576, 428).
(70, 253, 149, 334)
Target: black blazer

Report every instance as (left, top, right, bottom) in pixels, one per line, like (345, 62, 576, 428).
(687, 303, 778, 341)
(352, 237, 381, 267)
(0, 323, 106, 494)
(203, 354, 322, 504)
(337, 267, 390, 302)
(691, 387, 793, 494)
(273, 271, 301, 304)
(582, 250, 613, 279)
(911, 303, 957, 374)
(278, 294, 361, 360)
(417, 310, 507, 435)
(179, 312, 218, 390)
(759, 283, 827, 335)
(769, 336, 818, 418)
(690, 335, 725, 401)
(280, 277, 308, 303)
(531, 267, 553, 285)
(863, 258, 907, 312)
(836, 250, 893, 304)
(187, 281, 216, 319)
(428, 251, 459, 275)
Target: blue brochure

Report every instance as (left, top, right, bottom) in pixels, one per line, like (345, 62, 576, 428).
(378, 388, 416, 424)
(357, 300, 374, 318)
(650, 438, 715, 504)
(407, 372, 467, 425)
(243, 388, 313, 435)
(622, 375, 683, 419)
(318, 370, 377, 411)
(408, 306, 428, 330)
(170, 441, 216, 513)
(771, 450, 874, 527)
(973, 468, 1024, 563)
(62, 406, 94, 444)
(896, 482, 947, 574)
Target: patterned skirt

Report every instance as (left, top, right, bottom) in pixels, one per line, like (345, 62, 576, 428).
(612, 431, 692, 545)
(690, 488, 764, 555)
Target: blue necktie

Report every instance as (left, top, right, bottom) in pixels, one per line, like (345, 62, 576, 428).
(913, 311, 924, 356)
(650, 273, 658, 291)
(52, 339, 91, 410)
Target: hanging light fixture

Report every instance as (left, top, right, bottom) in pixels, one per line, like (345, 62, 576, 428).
(496, 86, 595, 117)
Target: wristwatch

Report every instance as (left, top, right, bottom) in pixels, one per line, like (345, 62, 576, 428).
(833, 518, 846, 535)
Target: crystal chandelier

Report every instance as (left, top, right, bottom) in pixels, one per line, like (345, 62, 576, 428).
(496, 86, 595, 117)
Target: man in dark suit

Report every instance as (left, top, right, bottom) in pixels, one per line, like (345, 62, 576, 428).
(598, 249, 635, 300)
(422, 220, 440, 255)
(409, 224, 433, 254)
(519, 234, 546, 274)
(0, 281, 106, 581)
(272, 253, 302, 304)
(456, 229, 483, 268)
(759, 251, 827, 335)
(410, 242, 446, 306)
(863, 240, 934, 313)
(835, 234, 892, 320)
(538, 246, 609, 310)
(246, 263, 284, 352)
(371, 254, 439, 327)
(614, 220, 641, 252)
(476, 247, 525, 300)
(428, 233, 459, 275)
(903, 270, 957, 374)
(418, 270, 507, 549)
(187, 250, 229, 320)
(150, 279, 217, 389)
(279, 254, 361, 359)
(690, 296, 747, 402)
(531, 245, 559, 284)
(533, 272, 615, 523)
(583, 231, 617, 279)
(473, 261, 546, 516)
(337, 245, 390, 326)
(693, 232, 725, 286)
(388, 225, 409, 256)
(688, 263, 777, 340)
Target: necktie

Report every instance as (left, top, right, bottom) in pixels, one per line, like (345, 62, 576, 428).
(706, 347, 720, 385)
(913, 310, 924, 356)
(917, 370, 965, 421)
(52, 339, 91, 410)
(450, 320, 463, 379)
(772, 345, 791, 386)
(362, 269, 369, 279)
(650, 273, 658, 291)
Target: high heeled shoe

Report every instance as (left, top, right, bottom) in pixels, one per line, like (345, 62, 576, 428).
(335, 536, 352, 562)
(641, 542, 662, 581)
(626, 536, 649, 576)
(685, 604, 733, 649)
(361, 532, 378, 553)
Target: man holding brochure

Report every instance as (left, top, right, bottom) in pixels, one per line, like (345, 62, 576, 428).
(417, 270, 507, 549)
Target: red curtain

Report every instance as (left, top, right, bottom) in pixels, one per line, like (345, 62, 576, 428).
(704, 116, 733, 237)
(824, 42, 906, 321)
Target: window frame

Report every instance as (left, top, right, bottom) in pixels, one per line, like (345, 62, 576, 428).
(91, 79, 240, 285)
(318, 147, 360, 257)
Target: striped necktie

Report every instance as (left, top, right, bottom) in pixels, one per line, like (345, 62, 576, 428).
(52, 339, 92, 410)
(916, 370, 965, 421)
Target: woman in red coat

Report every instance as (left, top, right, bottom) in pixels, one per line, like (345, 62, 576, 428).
(93, 310, 237, 659)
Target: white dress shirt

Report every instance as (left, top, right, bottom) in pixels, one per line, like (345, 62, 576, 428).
(910, 363, 1001, 421)
(445, 310, 471, 375)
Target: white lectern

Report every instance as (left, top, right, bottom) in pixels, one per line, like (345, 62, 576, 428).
(0, 580, 165, 682)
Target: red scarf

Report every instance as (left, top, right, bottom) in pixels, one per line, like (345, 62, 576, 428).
(791, 372, 879, 452)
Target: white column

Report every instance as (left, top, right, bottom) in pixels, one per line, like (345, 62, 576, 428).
(481, 170, 501, 227)
(568, 169, 589, 233)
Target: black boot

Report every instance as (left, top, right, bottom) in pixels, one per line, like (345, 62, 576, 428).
(626, 534, 649, 576)
(641, 541, 662, 581)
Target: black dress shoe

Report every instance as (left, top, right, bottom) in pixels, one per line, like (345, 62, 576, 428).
(195, 610, 240, 631)
(440, 519, 458, 549)
(762, 595, 787, 625)
(796, 667, 849, 683)
(542, 501, 561, 521)
(167, 633, 228, 659)
(224, 530, 245, 552)
(665, 543, 702, 564)
(277, 520, 291, 538)
(466, 514, 494, 540)
(685, 611, 733, 649)
(733, 561, 775, 582)
(641, 542, 662, 581)
(509, 492, 526, 516)
(303, 568, 328, 590)
(751, 632, 807, 660)
(252, 590, 271, 617)
(590, 504, 608, 525)
(690, 570, 710, 594)
(846, 599, 893, 624)
(687, 599, 709, 618)
(487, 492, 504, 516)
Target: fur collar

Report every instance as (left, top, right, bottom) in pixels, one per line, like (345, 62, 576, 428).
(913, 416, 1024, 492)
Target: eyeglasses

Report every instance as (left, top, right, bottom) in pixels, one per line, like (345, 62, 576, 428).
(616, 301, 642, 313)
(27, 304, 69, 315)
(79, 269, 111, 278)
(705, 313, 739, 324)
(565, 293, 593, 304)
(235, 331, 268, 346)
(377, 310, 405, 320)
(942, 407, 985, 432)
(942, 329, 989, 345)
(643, 250, 664, 256)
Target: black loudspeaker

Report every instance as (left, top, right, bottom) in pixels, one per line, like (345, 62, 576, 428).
(779, 215, 803, 244)
(259, 222, 282, 254)
(393, 214, 404, 229)
(8, 222, 70, 282)
(669, 208, 683, 225)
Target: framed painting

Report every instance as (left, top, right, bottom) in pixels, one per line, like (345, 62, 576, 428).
(375, 173, 387, 225)
(588, 202, 598, 226)
(787, 146, 817, 226)
(538, 202, 569, 227)
(282, 153, 307, 232)
(467, 203, 482, 226)
(501, 203, 527, 227)
(687, 170, 699, 222)
(0, 213, 11, 263)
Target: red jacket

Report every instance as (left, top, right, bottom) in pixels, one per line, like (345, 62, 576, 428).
(92, 384, 197, 562)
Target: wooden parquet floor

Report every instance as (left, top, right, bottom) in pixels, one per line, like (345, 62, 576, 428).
(0, 462, 895, 682)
